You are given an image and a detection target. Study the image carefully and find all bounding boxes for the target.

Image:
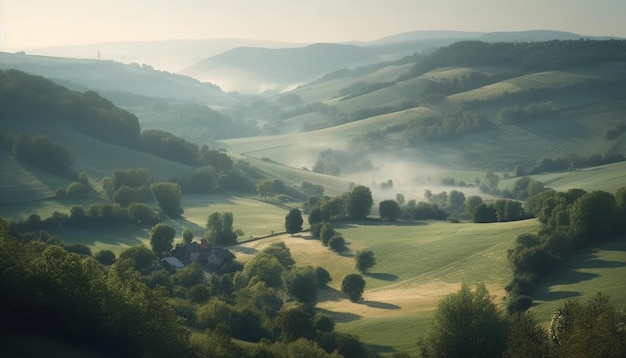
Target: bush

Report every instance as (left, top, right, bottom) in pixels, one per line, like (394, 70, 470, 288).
(328, 235, 347, 252)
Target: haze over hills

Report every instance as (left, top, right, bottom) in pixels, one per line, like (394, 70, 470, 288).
(2, 29, 626, 357)
(0, 51, 236, 106)
(24, 38, 304, 73)
(182, 29, 615, 93)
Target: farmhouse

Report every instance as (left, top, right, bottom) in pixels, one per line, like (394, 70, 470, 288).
(172, 239, 235, 267)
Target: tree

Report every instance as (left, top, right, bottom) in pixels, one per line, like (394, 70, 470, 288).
(205, 212, 238, 245)
(447, 190, 466, 213)
(345, 185, 373, 220)
(150, 182, 182, 218)
(355, 250, 376, 273)
(569, 190, 618, 240)
(549, 292, 626, 358)
(465, 195, 483, 215)
(283, 266, 318, 304)
(503, 312, 550, 358)
(315, 267, 332, 287)
(182, 228, 194, 244)
(256, 179, 274, 201)
(341, 274, 365, 302)
(328, 234, 347, 252)
(94, 250, 116, 265)
(118, 245, 156, 272)
(319, 223, 335, 246)
(473, 203, 497, 223)
(379, 200, 401, 221)
(308, 208, 323, 225)
(285, 209, 303, 235)
(149, 223, 176, 257)
(419, 283, 508, 358)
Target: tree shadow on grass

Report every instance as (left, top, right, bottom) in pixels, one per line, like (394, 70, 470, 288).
(317, 286, 345, 302)
(334, 219, 427, 229)
(317, 308, 362, 323)
(181, 194, 237, 208)
(578, 258, 626, 269)
(533, 290, 582, 303)
(366, 272, 399, 282)
(362, 300, 401, 310)
(366, 343, 397, 355)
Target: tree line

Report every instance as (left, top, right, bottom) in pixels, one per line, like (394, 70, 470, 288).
(505, 186, 626, 313)
(406, 39, 626, 79)
(419, 282, 626, 357)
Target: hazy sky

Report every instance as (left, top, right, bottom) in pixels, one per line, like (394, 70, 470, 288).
(1, 0, 625, 50)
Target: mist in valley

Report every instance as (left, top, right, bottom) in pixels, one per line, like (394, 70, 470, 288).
(3, 2, 626, 357)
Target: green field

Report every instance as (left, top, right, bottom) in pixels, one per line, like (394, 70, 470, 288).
(530, 236, 626, 322)
(230, 219, 540, 356)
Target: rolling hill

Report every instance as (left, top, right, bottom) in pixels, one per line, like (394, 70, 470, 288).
(2, 36, 626, 357)
(219, 40, 626, 177)
(0, 51, 235, 106)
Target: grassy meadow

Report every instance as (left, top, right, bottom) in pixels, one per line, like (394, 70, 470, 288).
(530, 236, 626, 322)
(230, 219, 541, 355)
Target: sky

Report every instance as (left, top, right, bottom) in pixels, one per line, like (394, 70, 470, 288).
(1, 0, 625, 51)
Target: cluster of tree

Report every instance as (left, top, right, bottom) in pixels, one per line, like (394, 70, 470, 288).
(348, 100, 417, 122)
(55, 172, 92, 199)
(0, 69, 141, 147)
(305, 185, 374, 222)
(420, 283, 626, 357)
(102, 168, 152, 205)
(472, 199, 530, 223)
(4, 132, 74, 175)
(0, 70, 258, 178)
(14, 202, 160, 232)
(501, 176, 547, 201)
(310, 222, 348, 253)
(376, 194, 449, 222)
(498, 101, 561, 124)
(127, 99, 258, 145)
(204, 212, 242, 245)
(506, 187, 626, 313)
(524, 153, 626, 174)
(1, 216, 377, 357)
(256, 179, 317, 203)
(422, 71, 508, 97)
(140, 129, 200, 166)
(338, 81, 394, 100)
(407, 40, 626, 78)
(402, 111, 491, 144)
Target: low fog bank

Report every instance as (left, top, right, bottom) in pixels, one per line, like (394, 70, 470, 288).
(339, 154, 487, 206)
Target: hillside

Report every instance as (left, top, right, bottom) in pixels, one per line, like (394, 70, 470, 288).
(181, 42, 431, 93)
(0, 51, 235, 106)
(229, 219, 541, 355)
(220, 40, 626, 178)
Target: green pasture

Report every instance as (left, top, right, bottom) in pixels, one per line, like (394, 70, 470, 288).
(233, 154, 353, 196)
(286, 63, 414, 104)
(0, 152, 64, 204)
(220, 105, 438, 166)
(231, 219, 541, 356)
(331, 77, 430, 114)
(530, 236, 626, 323)
(332, 219, 540, 290)
(177, 194, 294, 240)
(500, 161, 626, 194)
(336, 312, 435, 356)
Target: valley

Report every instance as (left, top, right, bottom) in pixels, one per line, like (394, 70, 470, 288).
(1, 32, 626, 357)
